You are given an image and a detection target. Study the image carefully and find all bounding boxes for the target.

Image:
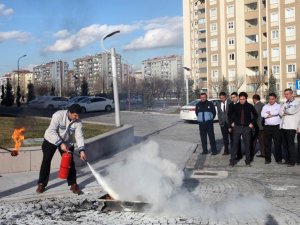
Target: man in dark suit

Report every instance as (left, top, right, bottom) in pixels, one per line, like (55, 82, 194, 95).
(216, 92, 232, 155)
(227, 92, 242, 160)
(252, 94, 265, 159)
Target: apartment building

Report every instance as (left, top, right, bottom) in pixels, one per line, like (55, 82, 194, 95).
(33, 61, 69, 96)
(183, 0, 300, 98)
(142, 55, 183, 80)
(73, 52, 122, 95)
(10, 70, 34, 95)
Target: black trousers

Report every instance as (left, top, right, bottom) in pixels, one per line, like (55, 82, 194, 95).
(38, 139, 77, 186)
(281, 129, 296, 165)
(198, 120, 217, 154)
(231, 126, 252, 164)
(220, 122, 231, 153)
(264, 125, 282, 162)
(297, 133, 300, 164)
(230, 130, 242, 158)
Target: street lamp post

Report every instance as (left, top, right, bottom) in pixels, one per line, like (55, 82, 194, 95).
(183, 66, 190, 104)
(17, 54, 27, 107)
(101, 30, 121, 127)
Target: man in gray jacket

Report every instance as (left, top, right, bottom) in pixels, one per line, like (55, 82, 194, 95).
(252, 94, 265, 159)
(216, 92, 231, 155)
(36, 104, 87, 194)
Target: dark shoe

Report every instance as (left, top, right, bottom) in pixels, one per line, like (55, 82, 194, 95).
(245, 163, 252, 167)
(70, 184, 81, 195)
(201, 151, 208, 155)
(265, 161, 271, 164)
(287, 163, 295, 167)
(229, 160, 236, 167)
(256, 154, 265, 158)
(222, 152, 230, 155)
(36, 183, 45, 194)
(276, 160, 282, 164)
(211, 152, 218, 155)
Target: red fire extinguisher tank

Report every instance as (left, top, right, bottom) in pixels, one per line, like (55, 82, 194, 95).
(58, 152, 72, 179)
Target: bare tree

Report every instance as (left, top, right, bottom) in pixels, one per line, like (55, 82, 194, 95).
(247, 72, 267, 94)
(210, 77, 223, 97)
(230, 74, 245, 92)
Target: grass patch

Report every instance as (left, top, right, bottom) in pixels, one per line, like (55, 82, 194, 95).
(0, 117, 114, 148)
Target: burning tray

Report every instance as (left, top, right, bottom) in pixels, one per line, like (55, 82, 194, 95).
(99, 194, 150, 212)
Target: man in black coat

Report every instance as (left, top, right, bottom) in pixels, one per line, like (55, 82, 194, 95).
(195, 93, 217, 155)
(216, 92, 231, 155)
(228, 92, 258, 166)
(227, 92, 242, 159)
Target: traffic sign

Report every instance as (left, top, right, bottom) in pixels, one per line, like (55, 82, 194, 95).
(296, 79, 300, 90)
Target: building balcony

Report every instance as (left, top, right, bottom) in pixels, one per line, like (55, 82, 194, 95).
(244, 0, 257, 4)
(246, 59, 260, 67)
(245, 26, 259, 35)
(245, 10, 259, 20)
(245, 42, 259, 52)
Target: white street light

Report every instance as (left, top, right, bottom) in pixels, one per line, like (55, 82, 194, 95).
(183, 66, 190, 104)
(17, 54, 27, 107)
(101, 30, 121, 127)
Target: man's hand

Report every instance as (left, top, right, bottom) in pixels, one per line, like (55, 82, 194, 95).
(231, 122, 235, 128)
(60, 143, 68, 152)
(80, 151, 87, 161)
(228, 128, 232, 133)
(249, 123, 254, 128)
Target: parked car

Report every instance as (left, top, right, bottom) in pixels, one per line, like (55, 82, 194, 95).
(77, 97, 114, 113)
(58, 96, 90, 110)
(28, 96, 52, 108)
(179, 98, 221, 122)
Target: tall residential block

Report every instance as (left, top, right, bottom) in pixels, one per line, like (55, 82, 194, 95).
(33, 61, 69, 96)
(183, 0, 300, 98)
(142, 55, 183, 80)
(73, 52, 122, 95)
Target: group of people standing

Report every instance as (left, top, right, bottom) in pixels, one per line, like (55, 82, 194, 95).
(195, 89, 300, 167)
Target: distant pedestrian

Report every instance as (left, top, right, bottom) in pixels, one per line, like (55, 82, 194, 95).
(280, 88, 300, 167)
(228, 92, 258, 166)
(227, 92, 242, 160)
(195, 93, 217, 155)
(251, 94, 265, 159)
(216, 92, 231, 155)
(261, 93, 282, 164)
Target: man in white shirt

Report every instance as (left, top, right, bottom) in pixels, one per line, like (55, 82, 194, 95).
(280, 88, 300, 166)
(261, 93, 282, 164)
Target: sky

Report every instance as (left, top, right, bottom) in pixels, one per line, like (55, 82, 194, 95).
(0, 0, 183, 75)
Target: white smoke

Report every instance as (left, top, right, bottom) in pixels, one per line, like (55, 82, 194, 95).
(100, 140, 271, 219)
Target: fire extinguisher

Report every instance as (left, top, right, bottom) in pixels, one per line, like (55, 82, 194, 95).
(58, 151, 72, 179)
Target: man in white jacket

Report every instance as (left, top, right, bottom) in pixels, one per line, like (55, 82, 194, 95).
(280, 89, 300, 166)
(36, 104, 87, 194)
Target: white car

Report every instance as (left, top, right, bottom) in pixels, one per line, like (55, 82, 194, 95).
(40, 96, 68, 110)
(180, 99, 221, 122)
(78, 97, 114, 113)
(58, 96, 89, 110)
(28, 96, 52, 108)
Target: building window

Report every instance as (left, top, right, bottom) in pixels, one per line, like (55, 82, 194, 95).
(227, 21, 234, 30)
(286, 45, 296, 56)
(211, 39, 218, 48)
(287, 82, 295, 90)
(228, 53, 235, 61)
(271, 48, 279, 58)
(285, 7, 295, 19)
(211, 23, 217, 32)
(211, 54, 218, 62)
(228, 37, 235, 46)
(211, 70, 219, 79)
(271, 12, 278, 22)
(270, 0, 278, 4)
(227, 5, 234, 15)
(272, 65, 280, 74)
(210, 8, 217, 17)
(286, 26, 296, 37)
(271, 30, 279, 39)
(287, 64, 296, 73)
(263, 49, 268, 58)
(198, 18, 206, 24)
(229, 68, 235, 80)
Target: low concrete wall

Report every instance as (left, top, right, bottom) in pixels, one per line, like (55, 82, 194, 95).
(0, 124, 134, 174)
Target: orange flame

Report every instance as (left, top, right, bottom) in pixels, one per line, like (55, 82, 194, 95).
(12, 127, 26, 152)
